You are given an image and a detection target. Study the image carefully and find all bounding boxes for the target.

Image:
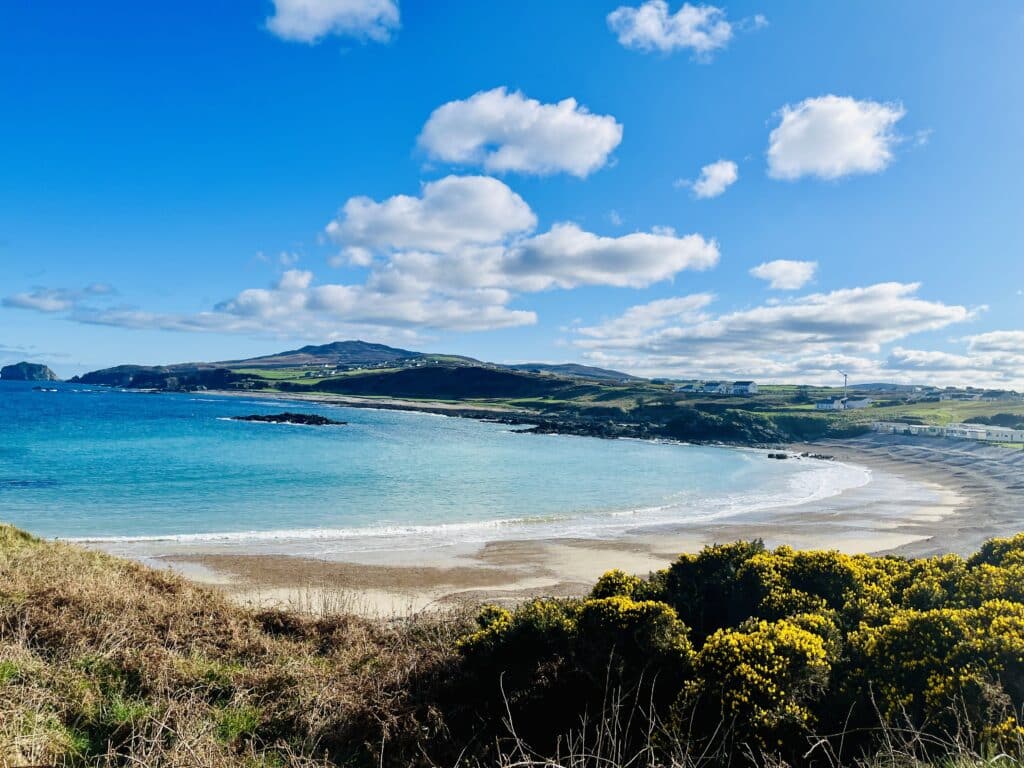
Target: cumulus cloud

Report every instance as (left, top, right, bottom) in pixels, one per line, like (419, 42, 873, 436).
(327, 175, 536, 252)
(749, 259, 817, 290)
(324, 175, 717, 292)
(608, 1, 733, 56)
(767, 95, 907, 180)
(28, 176, 717, 340)
(691, 159, 738, 198)
(265, 0, 399, 43)
(501, 224, 718, 290)
(573, 282, 979, 383)
(418, 88, 623, 177)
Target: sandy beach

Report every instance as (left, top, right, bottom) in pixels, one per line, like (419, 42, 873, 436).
(85, 432, 1023, 618)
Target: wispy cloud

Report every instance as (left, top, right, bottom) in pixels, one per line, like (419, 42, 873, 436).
(3, 284, 114, 313)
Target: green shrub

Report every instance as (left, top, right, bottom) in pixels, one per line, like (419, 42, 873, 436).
(688, 618, 830, 749)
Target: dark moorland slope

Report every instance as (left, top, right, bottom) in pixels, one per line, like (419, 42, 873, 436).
(291, 365, 586, 400)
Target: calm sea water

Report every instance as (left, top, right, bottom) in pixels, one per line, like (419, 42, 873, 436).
(0, 381, 868, 551)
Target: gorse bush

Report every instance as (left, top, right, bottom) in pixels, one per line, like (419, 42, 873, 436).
(458, 534, 1024, 764)
(6, 523, 1024, 767)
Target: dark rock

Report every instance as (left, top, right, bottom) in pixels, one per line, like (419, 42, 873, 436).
(230, 412, 347, 426)
(1, 362, 59, 381)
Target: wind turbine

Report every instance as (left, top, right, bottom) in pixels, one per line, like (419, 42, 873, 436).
(837, 370, 849, 400)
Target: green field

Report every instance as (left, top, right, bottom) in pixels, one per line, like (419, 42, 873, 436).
(222, 364, 1024, 445)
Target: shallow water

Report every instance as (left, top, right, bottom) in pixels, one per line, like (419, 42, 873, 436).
(0, 381, 869, 552)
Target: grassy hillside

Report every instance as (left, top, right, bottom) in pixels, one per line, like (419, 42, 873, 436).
(71, 345, 1024, 446)
(5, 524, 1024, 767)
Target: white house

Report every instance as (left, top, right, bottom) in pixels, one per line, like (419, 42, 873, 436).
(731, 381, 759, 395)
(939, 391, 981, 402)
(815, 397, 847, 411)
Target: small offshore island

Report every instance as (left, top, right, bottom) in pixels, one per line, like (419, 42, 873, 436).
(0, 360, 59, 381)
(231, 412, 347, 426)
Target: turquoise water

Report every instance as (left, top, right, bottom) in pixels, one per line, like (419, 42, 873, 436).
(0, 381, 867, 551)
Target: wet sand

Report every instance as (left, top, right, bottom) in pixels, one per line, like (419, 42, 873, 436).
(94, 434, 1022, 618)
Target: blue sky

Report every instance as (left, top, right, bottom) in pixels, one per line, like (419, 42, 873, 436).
(2, 1, 1023, 386)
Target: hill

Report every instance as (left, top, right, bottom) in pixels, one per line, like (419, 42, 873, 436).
(298, 365, 586, 400)
(70, 340, 619, 393)
(0, 361, 59, 381)
(219, 340, 420, 369)
(507, 362, 638, 382)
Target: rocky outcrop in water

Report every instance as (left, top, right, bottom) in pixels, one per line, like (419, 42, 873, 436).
(230, 412, 347, 426)
(1, 362, 59, 381)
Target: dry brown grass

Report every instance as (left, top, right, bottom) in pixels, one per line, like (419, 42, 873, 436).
(0, 525, 469, 767)
(5, 526, 1024, 768)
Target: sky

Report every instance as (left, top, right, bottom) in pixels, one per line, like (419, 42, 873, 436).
(2, 1, 1023, 387)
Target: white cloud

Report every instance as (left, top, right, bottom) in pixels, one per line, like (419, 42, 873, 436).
(265, 0, 399, 44)
(608, 1, 733, 56)
(582, 294, 714, 340)
(691, 159, 738, 198)
(326, 175, 536, 252)
(3, 284, 113, 313)
(749, 259, 817, 290)
(328, 246, 374, 268)
(324, 175, 717, 293)
(79, 270, 536, 337)
(4, 289, 76, 313)
(885, 347, 976, 372)
(968, 330, 1024, 353)
(31, 177, 717, 340)
(574, 282, 978, 382)
(884, 332, 1024, 388)
(767, 95, 907, 180)
(501, 224, 718, 290)
(418, 88, 623, 177)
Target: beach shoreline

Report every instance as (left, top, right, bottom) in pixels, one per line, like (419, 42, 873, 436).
(81, 432, 1023, 618)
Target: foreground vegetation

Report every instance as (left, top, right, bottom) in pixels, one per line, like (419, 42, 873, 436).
(4, 524, 1024, 767)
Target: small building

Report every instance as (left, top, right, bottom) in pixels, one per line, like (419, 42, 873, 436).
(939, 391, 981, 402)
(815, 397, 847, 411)
(872, 421, 1024, 443)
(731, 381, 759, 395)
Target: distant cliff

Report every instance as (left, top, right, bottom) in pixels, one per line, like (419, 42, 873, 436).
(0, 362, 59, 381)
(71, 366, 261, 391)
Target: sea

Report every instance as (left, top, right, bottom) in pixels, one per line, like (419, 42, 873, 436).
(0, 381, 870, 554)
